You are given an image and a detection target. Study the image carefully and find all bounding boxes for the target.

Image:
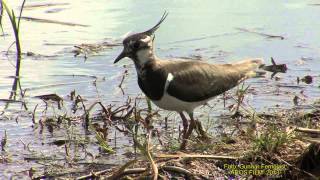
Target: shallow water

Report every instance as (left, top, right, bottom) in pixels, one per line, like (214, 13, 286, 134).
(0, 0, 320, 178)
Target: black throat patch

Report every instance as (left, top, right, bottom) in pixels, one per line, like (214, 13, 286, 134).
(137, 61, 167, 101)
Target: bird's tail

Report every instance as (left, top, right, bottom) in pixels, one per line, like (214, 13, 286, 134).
(233, 58, 265, 78)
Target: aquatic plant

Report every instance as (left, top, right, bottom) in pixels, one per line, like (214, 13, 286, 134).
(0, 0, 26, 77)
(253, 125, 292, 154)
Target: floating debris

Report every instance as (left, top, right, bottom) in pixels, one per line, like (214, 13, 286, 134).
(293, 95, 299, 106)
(301, 56, 313, 61)
(309, 3, 320, 6)
(0, 99, 23, 103)
(44, 43, 77, 46)
(297, 75, 313, 85)
(72, 41, 121, 58)
(1, 130, 7, 152)
(45, 8, 66, 14)
(35, 94, 63, 102)
(23, 3, 70, 9)
(301, 75, 313, 84)
(275, 76, 281, 81)
(19, 16, 89, 27)
(22, 51, 58, 59)
(260, 57, 287, 78)
(35, 93, 63, 109)
(236, 27, 285, 40)
(174, 54, 202, 60)
(0, 33, 9, 37)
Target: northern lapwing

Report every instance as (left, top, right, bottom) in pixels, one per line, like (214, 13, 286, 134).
(114, 12, 264, 149)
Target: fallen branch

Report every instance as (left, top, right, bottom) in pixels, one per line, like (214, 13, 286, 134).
(76, 166, 202, 180)
(76, 159, 140, 180)
(302, 138, 320, 144)
(156, 153, 239, 160)
(295, 127, 320, 134)
(161, 166, 194, 177)
(76, 168, 146, 180)
(120, 168, 147, 179)
(75, 169, 111, 180)
(108, 159, 138, 180)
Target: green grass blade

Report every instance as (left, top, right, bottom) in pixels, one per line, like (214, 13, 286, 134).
(17, 0, 26, 30)
(95, 131, 115, 153)
(0, 1, 4, 35)
(146, 97, 152, 113)
(1, 0, 22, 77)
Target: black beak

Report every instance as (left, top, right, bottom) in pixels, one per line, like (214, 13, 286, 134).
(114, 50, 127, 64)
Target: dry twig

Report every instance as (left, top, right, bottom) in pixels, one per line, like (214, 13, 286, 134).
(156, 153, 239, 160)
(294, 127, 320, 134)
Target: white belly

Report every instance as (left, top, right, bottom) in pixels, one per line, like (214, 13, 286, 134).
(152, 93, 210, 113)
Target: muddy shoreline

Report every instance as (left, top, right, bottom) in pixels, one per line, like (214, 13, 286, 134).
(1, 0, 320, 179)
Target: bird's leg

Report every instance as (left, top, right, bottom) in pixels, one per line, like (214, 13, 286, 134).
(194, 120, 210, 140)
(180, 112, 195, 150)
(186, 112, 196, 138)
(179, 112, 189, 139)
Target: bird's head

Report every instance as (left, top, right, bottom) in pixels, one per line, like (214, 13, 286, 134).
(114, 12, 168, 64)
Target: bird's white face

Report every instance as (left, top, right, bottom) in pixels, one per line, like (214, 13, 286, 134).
(135, 36, 154, 66)
(114, 33, 154, 65)
(114, 12, 167, 64)
(126, 35, 153, 51)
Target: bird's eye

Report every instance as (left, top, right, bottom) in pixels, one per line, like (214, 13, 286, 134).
(133, 42, 140, 49)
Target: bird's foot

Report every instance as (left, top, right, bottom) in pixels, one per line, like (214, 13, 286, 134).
(194, 120, 210, 141)
(180, 139, 188, 150)
(179, 119, 196, 150)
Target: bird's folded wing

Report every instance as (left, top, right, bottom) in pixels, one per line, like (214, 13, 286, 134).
(165, 60, 261, 102)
